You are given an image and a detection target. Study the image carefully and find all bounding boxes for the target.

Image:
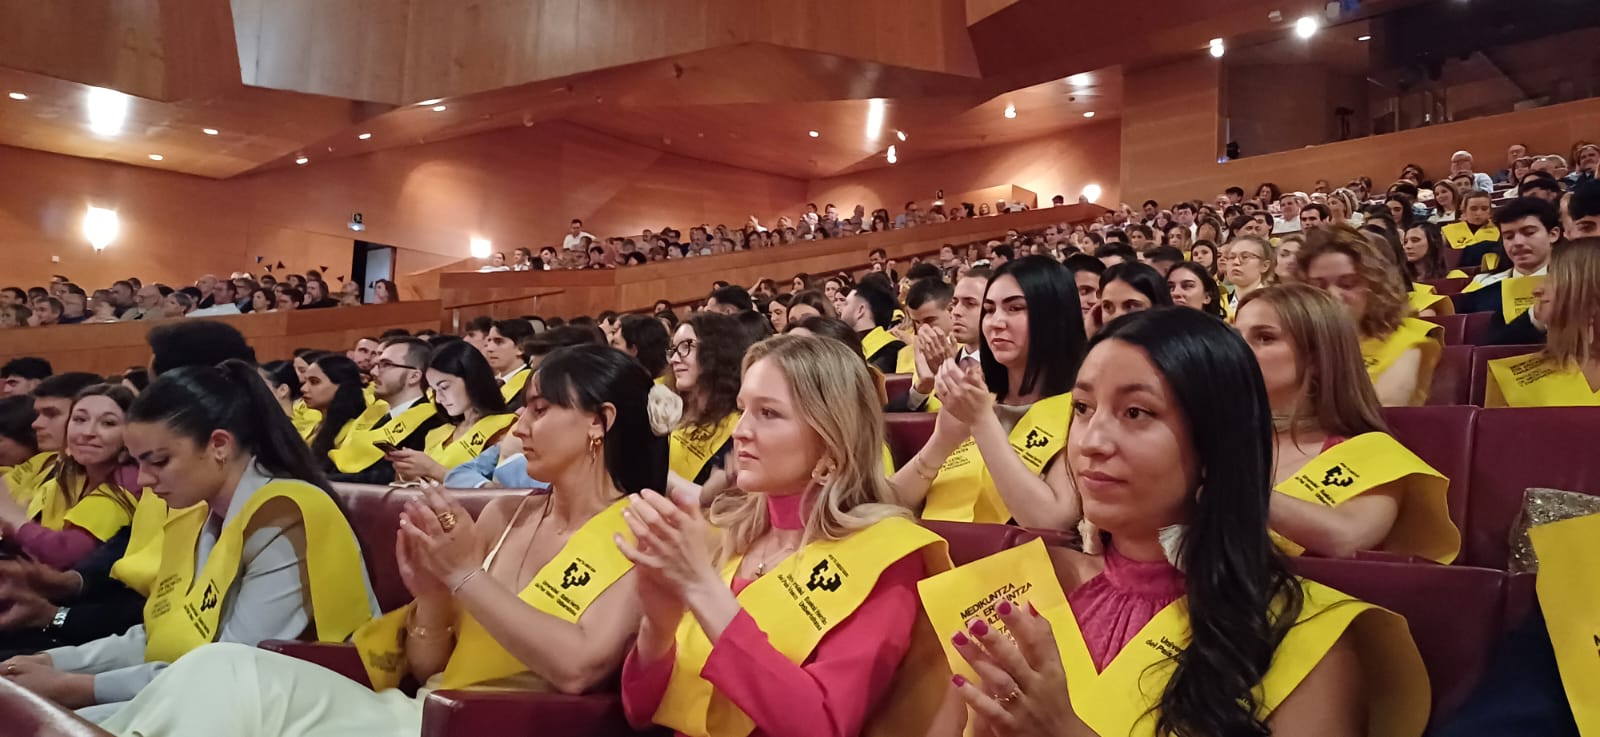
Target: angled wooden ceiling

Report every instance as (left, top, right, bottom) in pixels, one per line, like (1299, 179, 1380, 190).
(0, 0, 1401, 181)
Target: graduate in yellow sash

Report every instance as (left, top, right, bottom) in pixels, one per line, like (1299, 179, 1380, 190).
(667, 313, 752, 502)
(1485, 238, 1600, 407)
(0, 361, 379, 722)
(1460, 197, 1560, 333)
(0, 373, 99, 512)
(925, 309, 1428, 737)
(620, 336, 952, 737)
(384, 341, 512, 483)
(257, 361, 319, 443)
(325, 339, 447, 484)
(483, 318, 535, 412)
(0, 385, 140, 570)
(0, 395, 38, 472)
(896, 276, 969, 414)
(1442, 190, 1503, 270)
(1300, 225, 1442, 406)
(842, 278, 909, 376)
(1238, 286, 1459, 563)
(891, 257, 1085, 529)
(301, 354, 390, 473)
(88, 346, 670, 737)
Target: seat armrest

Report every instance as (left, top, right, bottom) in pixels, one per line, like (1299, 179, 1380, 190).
(421, 690, 661, 737)
(0, 677, 114, 737)
(259, 640, 371, 688)
(1350, 550, 1434, 565)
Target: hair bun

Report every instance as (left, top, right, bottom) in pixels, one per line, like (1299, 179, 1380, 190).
(647, 383, 683, 437)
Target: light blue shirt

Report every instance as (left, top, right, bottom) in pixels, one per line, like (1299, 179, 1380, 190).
(442, 446, 549, 490)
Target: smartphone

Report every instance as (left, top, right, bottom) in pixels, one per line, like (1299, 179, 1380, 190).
(374, 441, 401, 454)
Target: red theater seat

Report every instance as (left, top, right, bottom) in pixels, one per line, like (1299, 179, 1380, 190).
(0, 678, 112, 737)
(1292, 558, 1505, 724)
(1467, 344, 1542, 407)
(1423, 312, 1493, 346)
(330, 483, 512, 611)
(1426, 345, 1474, 405)
(884, 413, 936, 469)
(422, 691, 657, 737)
(1464, 407, 1600, 567)
(883, 373, 912, 408)
(1382, 406, 1476, 543)
(1421, 276, 1471, 294)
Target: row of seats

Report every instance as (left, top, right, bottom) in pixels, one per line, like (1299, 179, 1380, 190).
(0, 481, 1561, 736)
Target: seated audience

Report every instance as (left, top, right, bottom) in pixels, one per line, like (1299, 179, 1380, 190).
(387, 341, 514, 483)
(620, 335, 950, 737)
(257, 360, 317, 441)
(1443, 190, 1504, 270)
(1462, 198, 1562, 332)
(0, 395, 37, 468)
(841, 277, 906, 375)
(1485, 237, 1600, 407)
(613, 314, 673, 384)
(785, 289, 834, 323)
(327, 339, 447, 484)
(1224, 235, 1274, 313)
(484, 319, 535, 410)
(666, 313, 750, 500)
(303, 354, 385, 473)
(905, 269, 990, 412)
(890, 256, 1083, 528)
(1166, 261, 1225, 318)
(1097, 262, 1173, 327)
(1237, 285, 1459, 562)
(1298, 226, 1443, 406)
(932, 307, 1426, 737)
(1, 357, 52, 398)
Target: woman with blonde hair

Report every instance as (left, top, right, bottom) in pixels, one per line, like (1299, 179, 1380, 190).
(1237, 285, 1459, 562)
(1327, 188, 1363, 227)
(1486, 237, 1600, 407)
(619, 335, 951, 737)
(1298, 225, 1443, 406)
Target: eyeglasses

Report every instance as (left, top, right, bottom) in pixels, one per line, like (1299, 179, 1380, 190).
(670, 339, 698, 360)
(372, 360, 422, 373)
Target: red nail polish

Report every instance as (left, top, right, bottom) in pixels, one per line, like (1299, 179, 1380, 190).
(951, 674, 967, 688)
(997, 600, 1013, 616)
(969, 619, 990, 638)
(1027, 601, 1040, 617)
(952, 631, 969, 647)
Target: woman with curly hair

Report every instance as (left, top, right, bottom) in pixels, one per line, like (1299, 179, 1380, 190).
(666, 312, 754, 501)
(1299, 226, 1443, 406)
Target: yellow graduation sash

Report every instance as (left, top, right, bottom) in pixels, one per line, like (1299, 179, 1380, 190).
(424, 413, 518, 470)
(143, 480, 373, 663)
(1530, 513, 1600, 735)
(500, 368, 531, 403)
(1500, 274, 1545, 324)
(670, 413, 740, 483)
(861, 326, 898, 364)
(1360, 318, 1442, 404)
(324, 401, 394, 473)
(924, 393, 1071, 524)
(1272, 432, 1460, 563)
(894, 344, 915, 374)
(1441, 221, 1499, 249)
(918, 539, 1429, 737)
(325, 401, 439, 474)
(291, 400, 321, 444)
(109, 492, 171, 596)
(653, 517, 951, 737)
(25, 476, 139, 542)
(3, 452, 56, 505)
(1485, 353, 1600, 408)
(353, 497, 637, 691)
(1407, 285, 1453, 317)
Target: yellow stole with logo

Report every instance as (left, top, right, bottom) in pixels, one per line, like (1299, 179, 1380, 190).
(1272, 432, 1459, 564)
(424, 413, 518, 469)
(25, 475, 139, 542)
(143, 480, 373, 663)
(500, 368, 532, 404)
(1499, 274, 1545, 324)
(861, 326, 898, 365)
(1486, 353, 1600, 408)
(1360, 318, 1442, 404)
(4, 452, 56, 505)
(354, 497, 636, 691)
(1441, 221, 1499, 249)
(109, 492, 171, 596)
(322, 401, 392, 469)
(326, 402, 439, 474)
(670, 413, 740, 484)
(1530, 513, 1600, 734)
(652, 517, 951, 737)
(919, 539, 1430, 737)
(924, 393, 1071, 524)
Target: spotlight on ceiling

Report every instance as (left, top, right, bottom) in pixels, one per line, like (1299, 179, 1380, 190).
(358, 132, 373, 140)
(808, 130, 820, 138)
(294, 156, 309, 165)
(147, 154, 163, 161)
(1356, 34, 1373, 41)
(1003, 104, 1017, 119)
(1083, 111, 1096, 118)
(431, 105, 448, 112)
(7, 92, 26, 101)
(886, 145, 898, 164)
(1065, 73, 1092, 87)
(896, 130, 907, 141)
(417, 98, 443, 106)
(1295, 16, 1319, 39)
(1209, 38, 1226, 57)
(87, 87, 129, 136)
(201, 127, 219, 135)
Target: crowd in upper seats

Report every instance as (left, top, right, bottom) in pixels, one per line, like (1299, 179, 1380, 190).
(0, 270, 404, 329)
(0, 140, 1593, 737)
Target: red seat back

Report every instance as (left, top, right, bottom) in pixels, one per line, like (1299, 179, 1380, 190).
(1382, 406, 1476, 540)
(1426, 345, 1473, 405)
(1440, 248, 1462, 270)
(885, 413, 935, 469)
(883, 373, 912, 408)
(922, 521, 1025, 566)
(1421, 276, 1471, 294)
(1423, 315, 1468, 346)
(1464, 407, 1600, 567)
(331, 483, 518, 611)
(1293, 558, 1505, 723)
(1467, 344, 1542, 406)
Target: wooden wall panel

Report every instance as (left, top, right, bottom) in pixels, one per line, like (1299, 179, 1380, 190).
(807, 122, 1122, 214)
(1119, 55, 1224, 209)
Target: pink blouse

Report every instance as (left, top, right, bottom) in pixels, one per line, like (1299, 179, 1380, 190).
(621, 493, 925, 737)
(1067, 546, 1187, 671)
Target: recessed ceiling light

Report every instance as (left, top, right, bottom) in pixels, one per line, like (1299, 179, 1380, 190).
(1357, 34, 1373, 41)
(201, 127, 219, 135)
(1210, 41, 1226, 58)
(358, 132, 372, 140)
(1083, 111, 1096, 118)
(896, 130, 907, 141)
(7, 92, 26, 101)
(1066, 73, 1092, 87)
(808, 130, 819, 138)
(295, 156, 309, 165)
(1294, 16, 1319, 39)
(87, 87, 128, 136)
(886, 145, 898, 164)
(147, 154, 163, 161)
(431, 105, 447, 112)
(1003, 104, 1017, 119)
(417, 98, 443, 106)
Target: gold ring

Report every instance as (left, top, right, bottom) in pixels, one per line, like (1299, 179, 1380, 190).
(437, 511, 458, 533)
(995, 690, 1019, 706)
(5, 664, 14, 675)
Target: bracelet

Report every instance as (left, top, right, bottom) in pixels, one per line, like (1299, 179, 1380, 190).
(405, 609, 456, 640)
(449, 569, 482, 594)
(910, 453, 941, 481)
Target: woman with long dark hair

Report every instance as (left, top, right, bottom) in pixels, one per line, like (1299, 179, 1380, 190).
(891, 255, 1085, 528)
(2, 361, 378, 719)
(385, 341, 513, 483)
(930, 308, 1427, 737)
(1096, 261, 1174, 326)
(615, 314, 672, 383)
(1401, 222, 1455, 317)
(1238, 285, 1459, 562)
(302, 355, 380, 470)
(257, 361, 315, 441)
(372, 279, 400, 304)
(81, 347, 668, 736)
(665, 313, 751, 501)
(785, 289, 834, 323)
(0, 385, 138, 569)
(1166, 262, 1225, 319)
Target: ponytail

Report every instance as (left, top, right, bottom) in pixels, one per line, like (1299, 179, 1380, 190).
(216, 360, 332, 493)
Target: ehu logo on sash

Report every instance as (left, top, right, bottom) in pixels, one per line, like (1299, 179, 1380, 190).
(1023, 429, 1049, 450)
(560, 561, 591, 589)
(1321, 465, 1356, 488)
(199, 582, 220, 612)
(806, 560, 842, 592)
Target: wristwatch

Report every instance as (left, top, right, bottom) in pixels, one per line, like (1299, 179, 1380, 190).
(46, 606, 69, 633)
